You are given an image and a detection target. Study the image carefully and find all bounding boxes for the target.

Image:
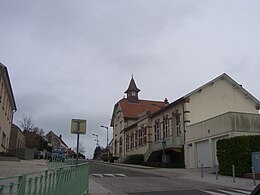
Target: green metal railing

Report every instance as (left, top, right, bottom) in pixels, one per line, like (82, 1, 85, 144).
(0, 162, 89, 195)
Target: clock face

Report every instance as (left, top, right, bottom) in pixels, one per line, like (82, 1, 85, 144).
(131, 91, 136, 96)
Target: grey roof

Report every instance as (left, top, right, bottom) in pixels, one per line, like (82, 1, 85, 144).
(124, 76, 141, 93)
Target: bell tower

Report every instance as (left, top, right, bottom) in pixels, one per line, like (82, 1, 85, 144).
(124, 75, 140, 103)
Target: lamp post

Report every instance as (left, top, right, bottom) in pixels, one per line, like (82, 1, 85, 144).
(162, 140, 166, 167)
(101, 125, 109, 160)
(92, 133, 99, 146)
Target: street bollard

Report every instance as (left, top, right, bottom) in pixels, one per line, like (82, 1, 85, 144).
(232, 165, 236, 183)
(252, 167, 256, 186)
(201, 163, 204, 178)
(216, 165, 218, 180)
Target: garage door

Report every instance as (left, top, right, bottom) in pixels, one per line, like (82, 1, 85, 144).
(196, 140, 210, 168)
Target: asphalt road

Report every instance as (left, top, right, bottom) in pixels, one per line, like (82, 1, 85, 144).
(89, 161, 251, 195)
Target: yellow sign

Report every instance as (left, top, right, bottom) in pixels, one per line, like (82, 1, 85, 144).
(71, 119, 87, 134)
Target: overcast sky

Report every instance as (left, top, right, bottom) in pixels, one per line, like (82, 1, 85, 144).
(1, 1, 260, 158)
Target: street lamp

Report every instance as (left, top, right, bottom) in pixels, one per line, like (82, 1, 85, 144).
(92, 133, 99, 146)
(162, 140, 166, 167)
(101, 125, 109, 160)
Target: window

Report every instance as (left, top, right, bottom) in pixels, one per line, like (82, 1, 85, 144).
(0, 82, 3, 102)
(119, 137, 123, 155)
(2, 132, 6, 148)
(138, 126, 146, 146)
(134, 130, 138, 147)
(130, 132, 134, 149)
(138, 128, 142, 146)
(176, 114, 181, 136)
(131, 91, 136, 96)
(142, 127, 147, 145)
(163, 115, 169, 138)
(154, 120, 160, 141)
(126, 134, 129, 151)
(114, 139, 117, 155)
(2, 90, 6, 109)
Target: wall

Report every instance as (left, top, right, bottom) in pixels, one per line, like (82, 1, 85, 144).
(0, 76, 14, 153)
(186, 112, 260, 143)
(185, 112, 260, 168)
(185, 78, 258, 126)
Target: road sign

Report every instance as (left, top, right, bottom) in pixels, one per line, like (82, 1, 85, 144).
(71, 119, 87, 134)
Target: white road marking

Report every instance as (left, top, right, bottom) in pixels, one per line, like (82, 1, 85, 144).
(218, 189, 248, 195)
(231, 189, 251, 194)
(103, 174, 115, 177)
(114, 174, 127, 177)
(201, 189, 251, 195)
(91, 173, 104, 178)
(201, 190, 225, 195)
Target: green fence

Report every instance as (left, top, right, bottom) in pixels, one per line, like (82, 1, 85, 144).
(0, 162, 89, 195)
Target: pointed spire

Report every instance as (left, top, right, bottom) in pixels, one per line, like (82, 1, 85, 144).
(124, 75, 140, 94)
(124, 75, 140, 103)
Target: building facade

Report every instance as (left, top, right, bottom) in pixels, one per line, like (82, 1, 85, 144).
(184, 73, 260, 168)
(111, 73, 260, 167)
(0, 63, 17, 153)
(110, 76, 185, 163)
(45, 131, 68, 149)
(9, 124, 25, 157)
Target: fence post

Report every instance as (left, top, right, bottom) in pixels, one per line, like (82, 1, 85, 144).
(33, 177, 38, 195)
(232, 165, 236, 183)
(0, 185, 4, 195)
(251, 167, 256, 186)
(17, 175, 26, 195)
(27, 178, 32, 195)
(9, 183, 14, 194)
(201, 163, 204, 178)
(215, 165, 218, 180)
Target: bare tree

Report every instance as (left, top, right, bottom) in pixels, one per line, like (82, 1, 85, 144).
(19, 114, 34, 131)
(74, 142, 86, 154)
(32, 126, 45, 136)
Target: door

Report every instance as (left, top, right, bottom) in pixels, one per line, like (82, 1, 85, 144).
(196, 140, 210, 167)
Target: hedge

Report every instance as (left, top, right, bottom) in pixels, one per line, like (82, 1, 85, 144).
(217, 135, 260, 176)
(125, 154, 144, 165)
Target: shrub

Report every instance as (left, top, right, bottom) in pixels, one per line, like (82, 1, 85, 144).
(125, 154, 144, 165)
(217, 135, 260, 176)
(109, 156, 119, 163)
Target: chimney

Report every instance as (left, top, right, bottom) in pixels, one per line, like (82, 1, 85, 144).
(59, 134, 62, 140)
(164, 98, 169, 106)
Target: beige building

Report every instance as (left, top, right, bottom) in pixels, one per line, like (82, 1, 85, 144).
(0, 63, 17, 153)
(111, 77, 185, 164)
(111, 73, 260, 168)
(184, 73, 260, 168)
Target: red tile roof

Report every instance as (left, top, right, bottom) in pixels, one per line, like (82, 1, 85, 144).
(118, 98, 165, 119)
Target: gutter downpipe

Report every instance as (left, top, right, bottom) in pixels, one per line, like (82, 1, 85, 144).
(182, 101, 186, 146)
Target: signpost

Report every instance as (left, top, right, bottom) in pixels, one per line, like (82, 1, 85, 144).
(71, 119, 86, 165)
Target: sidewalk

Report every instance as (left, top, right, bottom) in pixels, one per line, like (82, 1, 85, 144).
(0, 159, 115, 195)
(159, 167, 259, 192)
